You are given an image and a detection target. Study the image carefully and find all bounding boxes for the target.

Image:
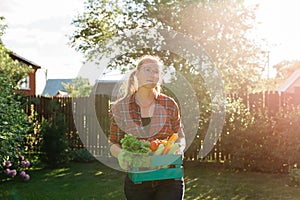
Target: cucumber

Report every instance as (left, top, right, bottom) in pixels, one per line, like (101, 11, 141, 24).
(153, 144, 165, 155)
(167, 143, 180, 154)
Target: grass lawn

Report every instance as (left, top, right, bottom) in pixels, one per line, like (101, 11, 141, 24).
(1, 161, 300, 200)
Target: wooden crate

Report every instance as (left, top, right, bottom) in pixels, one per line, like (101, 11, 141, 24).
(128, 154, 183, 184)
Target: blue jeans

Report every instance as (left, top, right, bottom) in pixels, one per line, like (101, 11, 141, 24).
(124, 175, 184, 200)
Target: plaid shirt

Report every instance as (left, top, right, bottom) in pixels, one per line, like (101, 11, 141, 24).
(109, 93, 184, 144)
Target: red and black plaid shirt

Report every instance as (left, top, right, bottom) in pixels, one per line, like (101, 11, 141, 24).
(109, 93, 184, 144)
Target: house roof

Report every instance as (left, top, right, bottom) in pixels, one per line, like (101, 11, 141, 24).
(42, 78, 121, 97)
(9, 51, 41, 69)
(94, 79, 119, 96)
(42, 79, 73, 96)
(278, 69, 300, 93)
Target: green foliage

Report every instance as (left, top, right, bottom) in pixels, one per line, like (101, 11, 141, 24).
(273, 106, 300, 166)
(220, 97, 300, 173)
(70, 0, 265, 93)
(120, 134, 151, 154)
(0, 84, 31, 171)
(62, 77, 92, 97)
(0, 43, 32, 173)
(151, 0, 265, 92)
(0, 46, 32, 85)
(40, 102, 70, 168)
(0, 16, 8, 42)
(221, 99, 280, 172)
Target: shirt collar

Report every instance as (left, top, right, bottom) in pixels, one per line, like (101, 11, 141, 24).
(132, 90, 159, 102)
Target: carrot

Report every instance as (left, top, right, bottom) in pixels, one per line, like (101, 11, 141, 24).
(168, 133, 178, 143)
(162, 133, 178, 154)
(162, 143, 172, 155)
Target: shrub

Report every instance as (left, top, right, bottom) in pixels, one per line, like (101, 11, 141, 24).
(222, 98, 284, 173)
(40, 101, 70, 168)
(272, 106, 300, 168)
(0, 43, 32, 176)
(220, 96, 300, 173)
(0, 78, 32, 174)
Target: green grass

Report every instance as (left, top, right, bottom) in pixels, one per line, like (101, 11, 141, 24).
(1, 161, 300, 200)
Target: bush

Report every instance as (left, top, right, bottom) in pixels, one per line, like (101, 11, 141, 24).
(273, 106, 300, 168)
(220, 96, 300, 173)
(40, 101, 70, 168)
(221, 98, 284, 173)
(0, 43, 33, 175)
(0, 77, 32, 174)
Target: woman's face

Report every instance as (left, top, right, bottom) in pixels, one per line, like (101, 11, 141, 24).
(136, 60, 161, 89)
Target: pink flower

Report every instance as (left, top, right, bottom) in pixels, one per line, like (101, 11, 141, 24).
(24, 174, 30, 181)
(5, 160, 11, 168)
(20, 171, 26, 178)
(9, 169, 17, 177)
(21, 161, 26, 168)
(20, 156, 24, 161)
(21, 160, 30, 168)
(25, 161, 30, 168)
(5, 168, 10, 175)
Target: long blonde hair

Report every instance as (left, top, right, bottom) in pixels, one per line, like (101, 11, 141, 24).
(124, 55, 163, 98)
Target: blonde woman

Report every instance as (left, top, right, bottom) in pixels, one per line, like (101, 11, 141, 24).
(109, 55, 185, 200)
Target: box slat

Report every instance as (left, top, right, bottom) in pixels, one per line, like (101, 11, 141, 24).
(128, 154, 183, 184)
(151, 154, 182, 166)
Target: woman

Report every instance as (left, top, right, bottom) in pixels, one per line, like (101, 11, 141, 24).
(109, 55, 186, 200)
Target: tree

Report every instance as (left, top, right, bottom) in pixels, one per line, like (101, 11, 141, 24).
(70, 0, 266, 93)
(0, 16, 7, 44)
(62, 77, 92, 97)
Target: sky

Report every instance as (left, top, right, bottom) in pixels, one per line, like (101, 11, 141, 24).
(249, 0, 300, 77)
(0, 0, 85, 94)
(1, 0, 300, 94)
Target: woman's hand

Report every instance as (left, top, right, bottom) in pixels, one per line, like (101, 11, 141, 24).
(117, 151, 130, 170)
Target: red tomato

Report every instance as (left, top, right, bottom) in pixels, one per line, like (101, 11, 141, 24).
(150, 140, 160, 151)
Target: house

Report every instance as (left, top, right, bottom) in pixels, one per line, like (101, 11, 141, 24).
(278, 69, 300, 94)
(42, 78, 122, 97)
(9, 51, 41, 96)
(93, 79, 119, 96)
(42, 79, 73, 97)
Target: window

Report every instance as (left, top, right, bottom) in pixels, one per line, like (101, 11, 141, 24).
(18, 76, 30, 89)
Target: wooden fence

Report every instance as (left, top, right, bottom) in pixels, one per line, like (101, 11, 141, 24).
(24, 95, 111, 157)
(24, 90, 300, 162)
